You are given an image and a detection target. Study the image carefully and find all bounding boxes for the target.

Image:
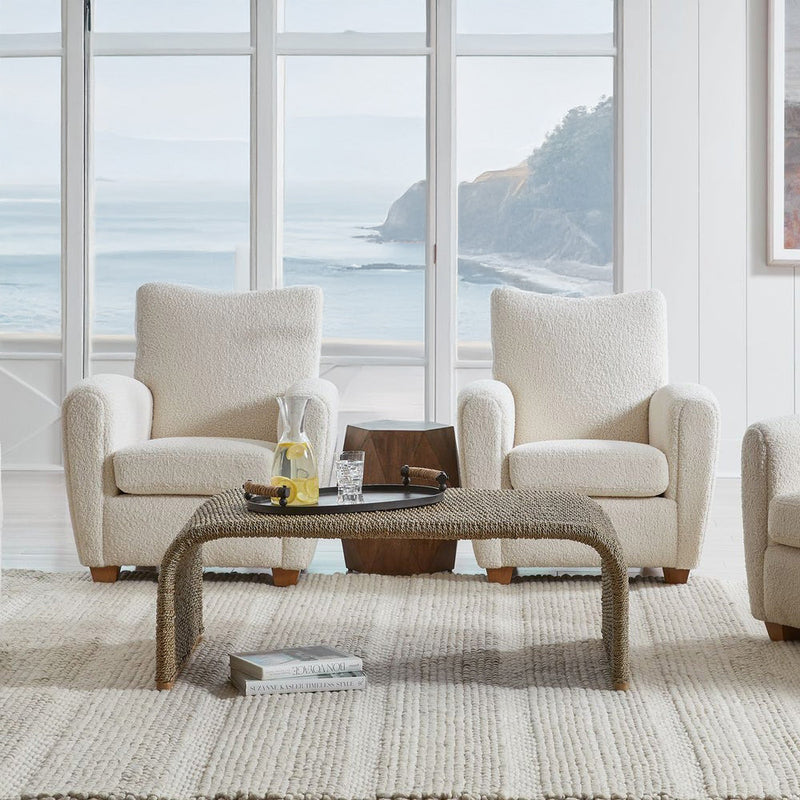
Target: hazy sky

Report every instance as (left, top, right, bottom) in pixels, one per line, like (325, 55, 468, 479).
(1, 0, 613, 184)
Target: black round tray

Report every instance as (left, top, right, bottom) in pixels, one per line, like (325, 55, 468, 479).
(244, 484, 444, 515)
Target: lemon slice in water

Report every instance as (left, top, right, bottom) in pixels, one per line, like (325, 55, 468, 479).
(296, 476, 320, 505)
(285, 443, 307, 461)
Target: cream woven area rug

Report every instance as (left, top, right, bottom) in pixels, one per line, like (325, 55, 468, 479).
(2, 570, 800, 800)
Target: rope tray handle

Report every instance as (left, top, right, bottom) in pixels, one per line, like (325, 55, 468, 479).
(400, 465, 449, 492)
(243, 480, 290, 507)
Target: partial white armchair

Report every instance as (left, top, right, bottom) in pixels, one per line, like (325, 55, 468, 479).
(458, 288, 719, 584)
(742, 416, 800, 640)
(62, 283, 338, 585)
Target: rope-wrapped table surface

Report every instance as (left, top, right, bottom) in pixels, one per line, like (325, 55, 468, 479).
(156, 487, 630, 691)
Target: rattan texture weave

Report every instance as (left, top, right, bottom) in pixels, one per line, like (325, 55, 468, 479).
(156, 489, 630, 690)
(156, 487, 629, 691)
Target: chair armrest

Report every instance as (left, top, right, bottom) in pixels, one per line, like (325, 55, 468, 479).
(457, 379, 516, 489)
(649, 383, 720, 567)
(285, 377, 339, 486)
(742, 415, 800, 619)
(62, 375, 153, 565)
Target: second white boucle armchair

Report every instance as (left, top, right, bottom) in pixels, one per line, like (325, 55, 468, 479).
(458, 288, 719, 584)
(742, 416, 800, 640)
(62, 283, 338, 585)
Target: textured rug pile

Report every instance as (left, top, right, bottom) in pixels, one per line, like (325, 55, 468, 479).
(2, 569, 800, 800)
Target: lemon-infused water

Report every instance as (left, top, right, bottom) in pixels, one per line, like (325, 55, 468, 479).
(270, 441, 319, 505)
(270, 395, 319, 506)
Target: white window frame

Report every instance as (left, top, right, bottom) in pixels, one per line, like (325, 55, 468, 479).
(0, 0, 649, 429)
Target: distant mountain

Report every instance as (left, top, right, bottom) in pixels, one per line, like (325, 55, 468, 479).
(374, 97, 613, 266)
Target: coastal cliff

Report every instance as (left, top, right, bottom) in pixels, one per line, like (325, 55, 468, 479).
(374, 97, 613, 267)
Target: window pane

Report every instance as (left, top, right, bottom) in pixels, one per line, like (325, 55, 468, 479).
(283, 56, 426, 347)
(94, 0, 249, 32)
(0, 58, 61, 338)
(92, 56, 249, 338)
(0, 0, 60, 33)
(283, 1, 425, 32)
(457, 0, 613, 35)
(325, 364, 425, 425)
(457, 57, 614, 346)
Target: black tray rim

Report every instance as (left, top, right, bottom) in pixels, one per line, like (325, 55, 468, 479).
(244, 483, 444, 515)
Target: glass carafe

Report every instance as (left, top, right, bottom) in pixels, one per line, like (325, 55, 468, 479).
(270, 395, 319, 506)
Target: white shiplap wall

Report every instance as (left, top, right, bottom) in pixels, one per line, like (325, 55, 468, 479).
(644, 0, 793, 476)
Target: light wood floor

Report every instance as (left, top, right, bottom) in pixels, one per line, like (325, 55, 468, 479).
(0, 472, 746, 583)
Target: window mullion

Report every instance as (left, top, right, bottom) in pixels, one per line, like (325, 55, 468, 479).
(252, 0, 281, 290)
(428, 0, 457, 424)
(62, 0, 89, 390)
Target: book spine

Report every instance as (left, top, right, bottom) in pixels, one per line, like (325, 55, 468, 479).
(232, 656, 363, 680)
(242, 673, 366, 696)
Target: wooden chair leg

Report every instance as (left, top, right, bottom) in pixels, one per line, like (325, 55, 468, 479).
(486, 567, 515, 585)
(90, 566, 120, 583)
(765, 621, 800, 641)
(272, 568, 300, 587)
(663, 567, 690, 585)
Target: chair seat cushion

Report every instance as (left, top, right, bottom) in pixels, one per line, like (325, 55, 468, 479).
(769, 493, 800, 549)
(114, 437, 275, 496)
(508, 439, 670, 498)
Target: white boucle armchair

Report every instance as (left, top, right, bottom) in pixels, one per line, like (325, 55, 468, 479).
(457, 288, 719, 584)
(742, 416, 800, 641)
(62, 283, 338, 585)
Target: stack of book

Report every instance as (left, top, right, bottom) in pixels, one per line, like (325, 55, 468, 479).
(229, 645, 365, 696)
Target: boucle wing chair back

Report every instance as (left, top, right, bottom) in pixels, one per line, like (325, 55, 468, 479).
(134, 283, 323, 441)
(491, 288, 668, 445)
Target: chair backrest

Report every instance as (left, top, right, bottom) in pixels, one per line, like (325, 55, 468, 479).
(134, 283, 323, 441)
(491, 288, 668, 444)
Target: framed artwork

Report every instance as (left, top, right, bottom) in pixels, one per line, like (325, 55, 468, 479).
(770, 0, 800, 263)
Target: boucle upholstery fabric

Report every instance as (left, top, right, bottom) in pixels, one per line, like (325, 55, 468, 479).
(473, 496, 677, 569)
(113, 437, 275, 496)
(4, 570, 800, 800)
(491, 288, 667, 444)
(648, 383, 719, 566)
(460, 289, 718, 571)
(102, 495, 287, 568)
(135, 283, 322, 440)
(768, 492, 800, 548)
(508, 439, 669, 498)
(763, 543, 800, 629)
(742, 415, 800, 623)
(62, 284, 334, 571)
(457, 379, 515, 490)
(62, 374, 153, 565)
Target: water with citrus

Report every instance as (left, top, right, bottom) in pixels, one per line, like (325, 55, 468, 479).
(270, 441, 319, 506)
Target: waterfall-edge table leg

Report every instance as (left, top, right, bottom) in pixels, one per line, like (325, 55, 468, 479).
(156, 534, 204, 690)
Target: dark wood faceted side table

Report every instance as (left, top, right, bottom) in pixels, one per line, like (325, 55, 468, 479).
(341, 420, 461, 575)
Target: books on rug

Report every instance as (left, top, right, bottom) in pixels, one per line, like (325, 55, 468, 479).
(229, 645, 365, 696)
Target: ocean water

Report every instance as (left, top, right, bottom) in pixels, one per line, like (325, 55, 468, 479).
(0, 181, 610, 343)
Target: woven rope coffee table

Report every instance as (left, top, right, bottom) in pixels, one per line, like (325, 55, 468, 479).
(156, 484, 630, 691)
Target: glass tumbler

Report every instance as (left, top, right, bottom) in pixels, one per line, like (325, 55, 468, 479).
(336, 451, 365, 503)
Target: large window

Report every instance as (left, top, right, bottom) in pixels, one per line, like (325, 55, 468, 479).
(456, 58, 614, 347)
(282, 56, 427, 346)
(0, 0, 617, 463)
(92, 56, 250, 336)
(0, 57, 61, 339)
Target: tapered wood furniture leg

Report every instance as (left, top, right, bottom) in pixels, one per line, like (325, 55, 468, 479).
(90, 566, 120, 583)
(765, 621, 800, 641)
(663, 567, 690, 584)
(272, 568, 300, 587)
(486, 567, 514, 585)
